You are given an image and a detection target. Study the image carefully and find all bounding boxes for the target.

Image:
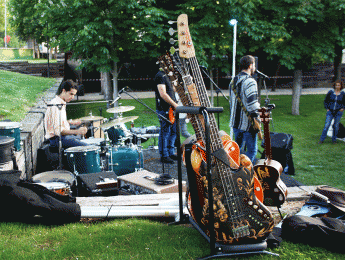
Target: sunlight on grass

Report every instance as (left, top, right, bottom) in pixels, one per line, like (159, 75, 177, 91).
(0, 70, 56, 121)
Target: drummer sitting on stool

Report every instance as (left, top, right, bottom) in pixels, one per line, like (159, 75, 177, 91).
(45, 80, 88, 149)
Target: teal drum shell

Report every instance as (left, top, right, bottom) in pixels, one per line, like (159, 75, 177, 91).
(110, 145, 143, 176)
(65, 145, 101, 174)
(0, 122, 21, 151)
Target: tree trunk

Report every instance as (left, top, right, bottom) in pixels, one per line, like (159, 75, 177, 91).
(333, 43, 343, 82)
(292, 70, 302, 115)
(102, 71, 112, 101)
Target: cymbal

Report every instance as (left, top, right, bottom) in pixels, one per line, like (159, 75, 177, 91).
(106, 106, 135, 114)
(79, 115, 104, 122)
(100, 116, 139, 129)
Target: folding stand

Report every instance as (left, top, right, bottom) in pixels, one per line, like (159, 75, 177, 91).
(174, 106, 279, 259)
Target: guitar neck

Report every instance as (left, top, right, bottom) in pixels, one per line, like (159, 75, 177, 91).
(260, 109, 273, 160)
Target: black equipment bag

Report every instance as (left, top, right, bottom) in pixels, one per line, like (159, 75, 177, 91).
(282, 215, 345, 253)
(337, 122, 345, 138)
(0, 170, 80, 225)
(77, 171, 118, 197)
(261, 132, 295, 175)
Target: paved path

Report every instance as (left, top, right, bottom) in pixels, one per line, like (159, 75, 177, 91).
(75, 87, 330, 101)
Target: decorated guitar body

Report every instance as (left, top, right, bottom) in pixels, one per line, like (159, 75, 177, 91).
(254, 107, 288, 206)
(174, 14, 273, 244)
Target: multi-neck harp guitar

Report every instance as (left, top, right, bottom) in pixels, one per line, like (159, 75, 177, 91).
(167, 14, 274, 244)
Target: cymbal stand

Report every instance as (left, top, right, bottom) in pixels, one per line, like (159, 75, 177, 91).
(121, 86, 171, 124)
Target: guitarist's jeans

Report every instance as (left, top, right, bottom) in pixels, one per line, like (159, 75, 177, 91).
(157, 110, 177, 158)
(320, 110, 343, 143)
(233, 128, 258, 163)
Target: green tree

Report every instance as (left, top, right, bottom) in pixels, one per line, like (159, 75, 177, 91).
(32, 0, 180, 100)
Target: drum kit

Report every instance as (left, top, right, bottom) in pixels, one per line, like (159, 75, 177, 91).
(63, 105, 148, 177)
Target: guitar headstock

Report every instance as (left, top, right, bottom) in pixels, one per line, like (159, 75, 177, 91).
(258, 107, 270, 124)
(157, 53, 179, 86)
(177, 14, 195, 59)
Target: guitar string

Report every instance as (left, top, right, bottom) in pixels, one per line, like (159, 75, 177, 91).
(188, 56, 244, 225)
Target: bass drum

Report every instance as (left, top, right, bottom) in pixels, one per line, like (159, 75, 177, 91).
(108, 145, 143, 176)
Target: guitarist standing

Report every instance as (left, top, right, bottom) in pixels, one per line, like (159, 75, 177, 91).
(154, 70, 179, 164)
(229, 55, 261, 163)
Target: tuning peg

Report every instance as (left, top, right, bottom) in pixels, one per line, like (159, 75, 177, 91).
(168, 20, 176, 24)
(169, 38, 178, 45)
(168, 28, 177, 36)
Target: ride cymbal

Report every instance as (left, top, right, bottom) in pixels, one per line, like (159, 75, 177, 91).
(106, 106, 135, 113)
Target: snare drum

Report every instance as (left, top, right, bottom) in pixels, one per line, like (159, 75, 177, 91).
(104, 123, 130, 144)
(80, 137, 105, 147)
(37, 182, 71, 196)
(0, 122, 21, 151)
(65, 145, 101, 174)
(109, 145, 143, 176)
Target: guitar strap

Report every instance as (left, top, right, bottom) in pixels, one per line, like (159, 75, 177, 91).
(230, 76, 260, 133)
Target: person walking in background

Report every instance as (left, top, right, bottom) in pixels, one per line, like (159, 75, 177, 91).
(319, 80, 345, 144)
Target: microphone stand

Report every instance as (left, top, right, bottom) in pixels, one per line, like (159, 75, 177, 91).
(46, 103, 64, 170)
(121, 87, 172, 124)
(200, 67, 229, 127)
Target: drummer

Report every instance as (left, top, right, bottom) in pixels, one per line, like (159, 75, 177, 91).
(45, 80, 88, 149)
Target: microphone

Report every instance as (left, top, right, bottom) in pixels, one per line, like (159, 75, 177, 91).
(110, 96, 121, 106)
(110, 87, 127, 105)
(256, 70, 269, 78)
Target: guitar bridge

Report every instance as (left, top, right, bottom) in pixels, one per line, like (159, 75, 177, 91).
(233, 225, 250, 238)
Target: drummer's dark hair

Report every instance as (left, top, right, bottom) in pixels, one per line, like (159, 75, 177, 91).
(56, 80, 78, 95)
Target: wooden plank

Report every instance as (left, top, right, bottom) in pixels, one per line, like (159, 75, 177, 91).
(76, 192, 185, 207)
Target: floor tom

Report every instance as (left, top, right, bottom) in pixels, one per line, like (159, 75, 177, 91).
(65, 145, 101, 174)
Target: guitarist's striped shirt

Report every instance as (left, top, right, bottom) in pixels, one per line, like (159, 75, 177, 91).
(229, 71, 260, 132)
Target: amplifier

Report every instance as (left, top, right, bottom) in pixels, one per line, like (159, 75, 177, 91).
(118, 170, 186, 195)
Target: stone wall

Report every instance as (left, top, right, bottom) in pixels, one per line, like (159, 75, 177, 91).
(2, 79, 62, 179)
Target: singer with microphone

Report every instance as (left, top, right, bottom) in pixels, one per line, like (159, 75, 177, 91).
(45, 80, 88, 149)
(229, 55, 261, 163)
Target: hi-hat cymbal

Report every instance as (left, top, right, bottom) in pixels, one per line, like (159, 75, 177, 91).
(100, 116, 139, 129)
(106, 106, 135, 114)
(79, 115, 104, 122)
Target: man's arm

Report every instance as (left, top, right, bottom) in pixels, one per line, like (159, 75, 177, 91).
(157, 84, 178, 108)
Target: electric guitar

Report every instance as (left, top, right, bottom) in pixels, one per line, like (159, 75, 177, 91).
(254, 107, 288, 207)
(173, 14, 273, 244)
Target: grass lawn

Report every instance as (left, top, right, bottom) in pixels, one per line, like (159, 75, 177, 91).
(1, 71, 345, 259)
(0, 70, 56, 121)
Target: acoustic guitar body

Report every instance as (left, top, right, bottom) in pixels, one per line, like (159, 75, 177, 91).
(254, 159, 287, 206)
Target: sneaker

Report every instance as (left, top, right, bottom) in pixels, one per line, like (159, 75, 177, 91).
(169, 154, 178, 160)
(160, 156, 174, 164)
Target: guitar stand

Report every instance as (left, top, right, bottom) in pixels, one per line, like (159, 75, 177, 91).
(173, 106, 279, 259)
